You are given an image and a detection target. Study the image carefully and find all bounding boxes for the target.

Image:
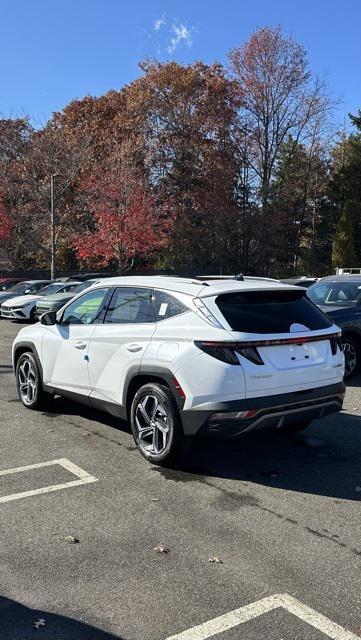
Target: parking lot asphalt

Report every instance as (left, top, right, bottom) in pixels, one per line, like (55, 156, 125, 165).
(0, 320, 361, 640)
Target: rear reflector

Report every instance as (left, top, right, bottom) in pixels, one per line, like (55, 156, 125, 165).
(209, 409, 259, 421)
(172, 377, 186, 399)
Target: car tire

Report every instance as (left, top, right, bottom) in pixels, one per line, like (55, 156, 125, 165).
(29, 307, 36, 323)
(130, 383, 186, 465)
(16, 352, 50, 410)
(341, 336, 360, 380)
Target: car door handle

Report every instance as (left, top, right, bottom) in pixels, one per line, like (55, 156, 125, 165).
(74, 341, 87, 350)
(126, 343, 143, 352)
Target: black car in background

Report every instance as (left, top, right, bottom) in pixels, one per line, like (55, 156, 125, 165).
(281, 277, 318, 288)
(308, 276, 361, 379)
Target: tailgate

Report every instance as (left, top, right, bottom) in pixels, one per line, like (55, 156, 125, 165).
(244, 333, 341, 396)
(203, 287, 343, 397)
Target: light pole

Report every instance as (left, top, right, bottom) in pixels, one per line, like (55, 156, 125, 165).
(50, 174, 59, 280)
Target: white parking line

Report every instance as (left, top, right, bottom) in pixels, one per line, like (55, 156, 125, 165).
(164, 593, 359, 640)
(0, 458, 98, 504)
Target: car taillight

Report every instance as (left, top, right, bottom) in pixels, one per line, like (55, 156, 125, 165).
(194, 342, 240, 364)
(330, 336, 342, 355)
(194, 341, 264, 365)
(237, 346, 264, 365)
(195, 332, 342, 365)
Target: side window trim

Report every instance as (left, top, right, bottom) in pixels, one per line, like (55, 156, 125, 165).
(97, 287, 114, 324)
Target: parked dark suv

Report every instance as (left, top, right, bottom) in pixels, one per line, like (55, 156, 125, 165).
(308, 275, 361, 379)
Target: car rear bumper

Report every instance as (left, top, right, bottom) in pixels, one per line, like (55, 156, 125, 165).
(181, 382, 345, 437)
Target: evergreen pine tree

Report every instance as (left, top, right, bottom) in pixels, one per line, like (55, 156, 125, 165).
(332, 204, 357, 269)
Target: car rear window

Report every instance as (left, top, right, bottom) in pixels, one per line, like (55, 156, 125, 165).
(215, 290, 332, 333)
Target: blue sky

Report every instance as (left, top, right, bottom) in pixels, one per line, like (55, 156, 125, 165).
(1, 0, 360, 128)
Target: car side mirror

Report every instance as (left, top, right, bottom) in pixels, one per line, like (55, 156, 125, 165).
(40, 310, 57, 326)
(24, 289, 31, 294)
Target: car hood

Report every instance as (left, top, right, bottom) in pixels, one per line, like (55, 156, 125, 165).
(0, 291, 24, 303)
(36, 292, 74, 306)
(320, 304, 358, 315)
(1, 294, 40, 307)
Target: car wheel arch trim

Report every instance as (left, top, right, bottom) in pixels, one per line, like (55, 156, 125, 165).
(13, 341, 44, 381)
(124, 365, 185, 417)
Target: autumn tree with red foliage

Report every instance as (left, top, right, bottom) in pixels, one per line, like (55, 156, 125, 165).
(0, 197, 12, 241)
(74, 154, 171, 273)
(124, 60, 239, 270)
(0, 27, 348, 276)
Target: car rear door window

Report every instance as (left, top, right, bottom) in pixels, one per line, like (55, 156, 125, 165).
(152, 290, 188, 321)
(104, 288, 154, 324)
(215, 290, 332, 333)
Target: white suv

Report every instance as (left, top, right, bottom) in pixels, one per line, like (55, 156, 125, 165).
(12, 276, 345, 464)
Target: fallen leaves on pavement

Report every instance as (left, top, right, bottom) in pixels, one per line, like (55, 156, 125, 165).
(33, 618, 46, 629)
(154, 543, 170, 553)
(64, 535, 80, 544)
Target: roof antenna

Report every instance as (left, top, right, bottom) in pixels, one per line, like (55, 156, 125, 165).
(234, 273, 244, 281)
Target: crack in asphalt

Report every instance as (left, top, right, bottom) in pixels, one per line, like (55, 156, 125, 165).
(152, 466, 361, 560)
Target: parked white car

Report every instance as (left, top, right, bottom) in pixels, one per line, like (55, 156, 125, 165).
(1, 282, 78, 321)
(0, 280, 51, 311)
(12, 276, 345, 464)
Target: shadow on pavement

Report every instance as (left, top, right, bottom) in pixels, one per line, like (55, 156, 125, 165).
(42, 393, 361, 502)
(346, 373, 361, 387)
(42, 395, 130, 431)
(154, 411, 361, 503)
(0, 595, 125, 640)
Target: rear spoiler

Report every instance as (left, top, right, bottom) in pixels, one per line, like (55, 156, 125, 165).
(198, 284, 303, 298)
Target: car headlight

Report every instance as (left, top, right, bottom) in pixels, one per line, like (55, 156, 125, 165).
(11, 303, 30, 309)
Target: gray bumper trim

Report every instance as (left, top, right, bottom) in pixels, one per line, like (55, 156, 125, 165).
(181, 382, 345, 436)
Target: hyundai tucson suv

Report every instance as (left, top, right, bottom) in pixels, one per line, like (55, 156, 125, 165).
(12, 277, 345, 464)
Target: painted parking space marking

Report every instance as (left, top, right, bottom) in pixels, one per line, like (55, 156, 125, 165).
(165, 593, 359, 640)
(0, 458, 98, 504)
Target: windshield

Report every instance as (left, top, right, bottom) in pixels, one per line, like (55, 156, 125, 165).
(72, 281, 96, 294)
(308, 280, 361, 306)
(0, 281, 18, 291)
(37, 283, 64, 297)
(6, 282, 30, 294)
